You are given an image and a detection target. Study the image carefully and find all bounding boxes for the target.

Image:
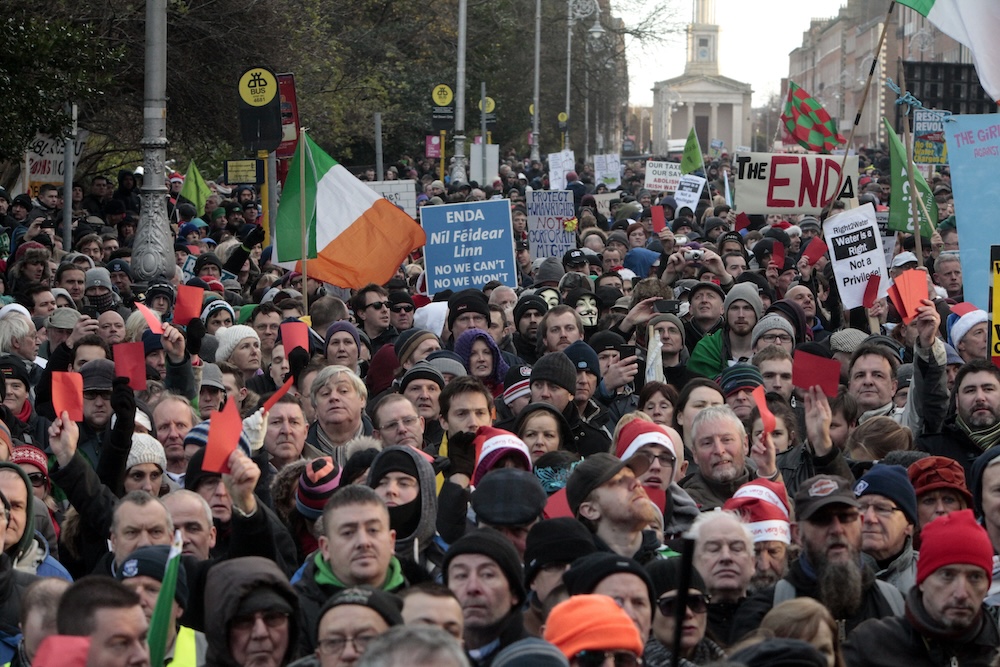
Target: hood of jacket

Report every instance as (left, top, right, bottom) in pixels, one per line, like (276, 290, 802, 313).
(366, 446, 438, 561)
(0, 462, 34, 562)
(204, 556, 299, 667)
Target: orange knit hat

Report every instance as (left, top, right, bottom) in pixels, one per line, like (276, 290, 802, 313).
(543, 594, 643, 659)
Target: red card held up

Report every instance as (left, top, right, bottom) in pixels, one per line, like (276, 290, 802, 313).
(792, 351, 841, 397)
(53, 372, 84, 422)
(951, 301, 979, 318)
(262, 376, 295, 412)
(202, 398, 243, 474)
(770, 242, 785, 270)
(802, 236, 828, 266)
(280, 321, 309, 354)
(114, 341, 147, 391)
(651, 205, 666, 233)
(887, 284, 909, 323)
(751, 385, 776, 435)
(172, 285, 205, 326)
(863, 274, 881, 309)
(135, 302, 164, 334)
(735, 212, 751, 232)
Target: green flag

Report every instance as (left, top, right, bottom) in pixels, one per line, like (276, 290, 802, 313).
(147, 531, 183, 667)
(178, 160, 212, 216)
(882, 117, 937, 238)
(680, 127, 702, 175)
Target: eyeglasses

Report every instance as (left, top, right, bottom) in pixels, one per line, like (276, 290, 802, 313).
(317, 634, 379, 656)
(808, 509, 860, 526)
(380, 416, 420, 431)
(365, 301, 390, 311)
(858, 501, 903, 518)
(572, 650, 643, 667)
(657, 592, 710, 616)
(390, 304, 414, 313)
(229, 611, 289, 633)
(760, 333, 792, 343)
(635, 451, 676, 468)
(27, 473, 46, 488)
(83, 390, 112, 401)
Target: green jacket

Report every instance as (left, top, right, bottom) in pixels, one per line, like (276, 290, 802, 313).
(687, 329, 727, 379)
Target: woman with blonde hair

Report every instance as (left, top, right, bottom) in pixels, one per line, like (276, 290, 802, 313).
(760, 598, 845, 667)
(846, 416, 912, 462)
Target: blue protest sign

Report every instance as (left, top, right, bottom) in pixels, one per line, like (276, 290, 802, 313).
(946, 115, 1000, 310)
(421, 199, 516, 295)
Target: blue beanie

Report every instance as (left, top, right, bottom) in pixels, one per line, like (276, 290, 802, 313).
(142, 330, 163, 356)
(623, 247, 660, 278)
(563, 340, 601, 381)
(854, 464, 918, 525)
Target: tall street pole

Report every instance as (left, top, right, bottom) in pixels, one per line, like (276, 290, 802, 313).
(531, 0, 541, 162)
(133, 0, 172, 282)
(452, 0, 468, 183)
(564, 5, 574, 152)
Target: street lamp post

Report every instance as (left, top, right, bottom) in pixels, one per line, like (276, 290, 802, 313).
(564, 0, 602, 154)
(531, 0, 541, 161)
(583, 20, 605, 162)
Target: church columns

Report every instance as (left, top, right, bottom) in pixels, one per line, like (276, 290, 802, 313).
(709, 102, 719, 143)
(687, 102, 695, 136)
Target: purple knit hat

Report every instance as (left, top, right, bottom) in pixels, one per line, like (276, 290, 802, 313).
(296, 457, 342, 520)
(454, 328, 509, 387)
(325, 321, 361, 354)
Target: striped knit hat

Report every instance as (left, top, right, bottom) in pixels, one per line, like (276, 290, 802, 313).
(296, 457, 342, 520)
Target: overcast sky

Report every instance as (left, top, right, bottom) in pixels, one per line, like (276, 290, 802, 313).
(623, 0, 848, 107)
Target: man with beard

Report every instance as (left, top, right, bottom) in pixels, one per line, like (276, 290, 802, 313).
(538, 305, 584, 354)
(567, 452, 662, 564)
(510, 294, 547, 364)
(843, 510, 998, 666)
(917, 360, 1000, 480)
(680, 406, 780, 511)
(732, 474, 904, 640)
(690, 510, 755, 646)
(688, 283, 762, 378)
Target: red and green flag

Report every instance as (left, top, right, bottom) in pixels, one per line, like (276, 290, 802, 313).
(780, 81, 846, 153)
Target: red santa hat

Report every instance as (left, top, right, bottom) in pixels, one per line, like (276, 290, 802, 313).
(730, 478, 792, 518)
(472, 426, 532, 487)
(723, 495, 791, 544)
(614, 420, 678, 462)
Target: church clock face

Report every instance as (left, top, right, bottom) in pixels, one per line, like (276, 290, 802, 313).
(699, 46, 709, 60)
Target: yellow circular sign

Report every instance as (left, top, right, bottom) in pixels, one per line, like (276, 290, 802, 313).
(239, 68, 278, 107)
(432, 84, 454, 107)
(478, 97, 496, 113)
(558, 112, 568, 122)
(529, 104, 534, 116)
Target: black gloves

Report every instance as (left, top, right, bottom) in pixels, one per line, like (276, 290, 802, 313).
(447, 431, 477, 479)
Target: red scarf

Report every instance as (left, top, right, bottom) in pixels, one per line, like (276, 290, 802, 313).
(15, 400, 31, 424)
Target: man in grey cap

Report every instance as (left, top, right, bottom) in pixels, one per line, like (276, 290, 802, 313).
(732, 474, 904, 639)
(44, 307, 84, 355)
(79, 358, 119, 465)
(83, 267, 120, 315)
(688, 283, 763, 378)
(472, 469, 547, 559)
(400, 361, 446, 452)
(198, 363, 227, 419)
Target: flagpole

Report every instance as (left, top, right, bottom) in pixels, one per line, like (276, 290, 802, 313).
(831, 1, 895, 206)
(898, 60, 924, 260)
(299, 128, 309, 316)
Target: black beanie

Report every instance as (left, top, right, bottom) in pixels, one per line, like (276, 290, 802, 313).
(562, 552, 656, 616)
(513, 294, 548, 326)
(369, 448, 419, 485)
(183, 448, 212, 492)
(447, 290, 490, 330)
(529, 352, 576, 395)
(340, 448, 381, 487)
(116, 545, 190, 608)
(588, 330, 625, 353)
(523, 518, 596, 585)
(443, 528, 526, 604)
(645, 556, 707, 599)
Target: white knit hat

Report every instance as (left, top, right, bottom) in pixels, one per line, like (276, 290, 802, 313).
(127, 433, 167, 471)
(949, 309, 988, 350)
(214, 325, 260, 363)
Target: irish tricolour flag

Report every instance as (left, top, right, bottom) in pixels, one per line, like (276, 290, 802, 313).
(274, 133, 426, 289)
(898, 0, 1000, 103)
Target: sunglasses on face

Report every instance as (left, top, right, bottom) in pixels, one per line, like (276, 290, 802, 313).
(657, 592, 710, 616)
(27, 473, 46, 488)
(390, 304, 414, 313)
(573, 651, 642, 667)
(365, 301, 389, 311)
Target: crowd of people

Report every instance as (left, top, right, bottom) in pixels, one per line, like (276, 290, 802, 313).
(0, 144, 993, 667)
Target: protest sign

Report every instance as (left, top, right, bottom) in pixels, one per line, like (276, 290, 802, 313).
(913, 108, 949, 165)
(365, 180, 417, 218)
(733, 153, 859, 214)
(643, 161, 681, 194)
(421, 199, 516, 295)
(22, 132, 89, 197)
(875, 210, 895, 271)
(547, 150, 575, 191)
(594, 154, 621, 188)
(946, 114, 1000, 310)
(822, 203, 889, 310)
(526, 190, 576, 260)
(593, 193, 621, 219)
(709, 139, 724, 157)
(674, 174, 706, 213)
